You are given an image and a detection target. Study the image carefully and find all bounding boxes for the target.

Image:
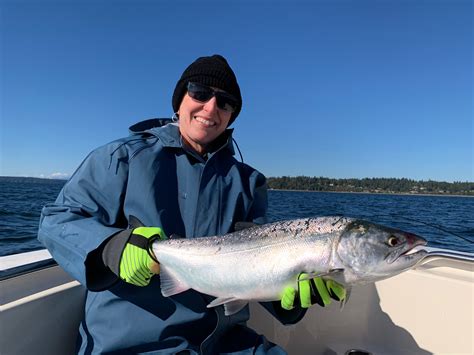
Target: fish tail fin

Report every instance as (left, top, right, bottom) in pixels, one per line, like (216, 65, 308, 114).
(159, 265, 190, 297)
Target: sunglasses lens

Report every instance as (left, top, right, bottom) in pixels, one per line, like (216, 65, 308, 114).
(215, 94, 237, 113)
(187, 82, 237, 113)
(188, 83, 213, 102)
(191, 90, 213, 102)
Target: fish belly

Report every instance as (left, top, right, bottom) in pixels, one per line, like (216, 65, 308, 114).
(155, 237, 332, 301)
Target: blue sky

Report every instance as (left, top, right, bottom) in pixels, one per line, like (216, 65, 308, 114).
(1, 0, 472, 182)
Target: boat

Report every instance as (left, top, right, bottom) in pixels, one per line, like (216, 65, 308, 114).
(0, 247, 472, 355)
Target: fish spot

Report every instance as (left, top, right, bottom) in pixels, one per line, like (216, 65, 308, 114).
(354, 224, 367, 233)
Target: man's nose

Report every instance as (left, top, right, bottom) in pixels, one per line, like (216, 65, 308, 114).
(203, 96, 219, 113)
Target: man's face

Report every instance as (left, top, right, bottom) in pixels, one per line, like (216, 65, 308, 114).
(178, 87, 232, 155)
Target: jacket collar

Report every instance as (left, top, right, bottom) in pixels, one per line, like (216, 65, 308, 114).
(129, 118, 235, 156)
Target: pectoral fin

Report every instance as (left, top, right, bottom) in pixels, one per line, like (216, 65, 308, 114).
(299, 268, 345, 281)
(339, 286, 352, 310)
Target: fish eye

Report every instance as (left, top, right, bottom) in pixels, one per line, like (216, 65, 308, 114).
(387, 236, 399, 247)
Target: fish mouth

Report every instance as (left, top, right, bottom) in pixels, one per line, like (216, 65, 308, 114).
(386, 237, 428, 264)
(399, 245, 428, 259)
(394, 239, 428, 263)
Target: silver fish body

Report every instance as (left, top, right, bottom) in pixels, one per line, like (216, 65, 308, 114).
(151, 217, 427, 315)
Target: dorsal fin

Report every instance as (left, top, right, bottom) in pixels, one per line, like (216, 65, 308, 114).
(234, 221, 258, 232)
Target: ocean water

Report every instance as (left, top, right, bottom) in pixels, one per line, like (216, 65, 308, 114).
(0, 177, 66, 256)
(0, 177, 473, 257)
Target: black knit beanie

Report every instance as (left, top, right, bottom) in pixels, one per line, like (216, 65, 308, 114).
(172, 54, 242, 125)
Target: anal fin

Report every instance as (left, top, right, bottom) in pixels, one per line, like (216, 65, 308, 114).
(207, 297, 248, 316)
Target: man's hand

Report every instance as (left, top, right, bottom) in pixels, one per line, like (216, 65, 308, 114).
(281, 273, 346, 310)
(119, 227, 166, 286)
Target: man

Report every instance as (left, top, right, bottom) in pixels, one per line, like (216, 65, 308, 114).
(39, 55, 343, 354)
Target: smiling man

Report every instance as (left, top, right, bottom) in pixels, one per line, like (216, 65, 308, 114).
(39, 54, 342, 354)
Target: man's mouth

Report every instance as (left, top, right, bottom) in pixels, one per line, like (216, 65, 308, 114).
(194, 116, 216, 127)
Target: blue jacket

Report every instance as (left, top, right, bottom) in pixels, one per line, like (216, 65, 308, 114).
(38, 120, 304, 354)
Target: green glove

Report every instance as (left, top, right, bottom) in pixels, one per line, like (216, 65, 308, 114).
(119, 226, 166, 287)
(281, 273, 346, 310)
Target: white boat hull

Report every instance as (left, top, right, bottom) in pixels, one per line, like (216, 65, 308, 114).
(1, 249, 472, 355)
(248, 253, 473, 354)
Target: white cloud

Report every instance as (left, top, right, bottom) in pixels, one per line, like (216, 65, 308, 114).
(49, 172, 70, 180)
(34, 172, 70, 180)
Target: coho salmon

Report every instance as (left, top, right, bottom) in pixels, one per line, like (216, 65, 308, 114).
(151, 217, 427, 315)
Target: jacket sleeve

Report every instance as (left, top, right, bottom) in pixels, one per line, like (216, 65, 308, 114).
(38, 142, 129, 290)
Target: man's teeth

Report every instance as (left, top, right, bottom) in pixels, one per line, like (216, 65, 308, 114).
(194, 116, 216, 126)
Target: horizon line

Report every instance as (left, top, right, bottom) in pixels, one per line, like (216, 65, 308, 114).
(1, 175, 473, 184)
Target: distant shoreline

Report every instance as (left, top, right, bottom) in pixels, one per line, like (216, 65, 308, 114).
(267, 176, 473, 197)
(269, 188, 474, 198)
(1, 176, 472, 197)
(0, 176, 67, 182)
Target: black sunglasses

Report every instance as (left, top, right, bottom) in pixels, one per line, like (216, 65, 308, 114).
(187, 82, 238, 113)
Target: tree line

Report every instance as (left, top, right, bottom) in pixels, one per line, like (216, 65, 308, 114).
(267, 176, 474, 196)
